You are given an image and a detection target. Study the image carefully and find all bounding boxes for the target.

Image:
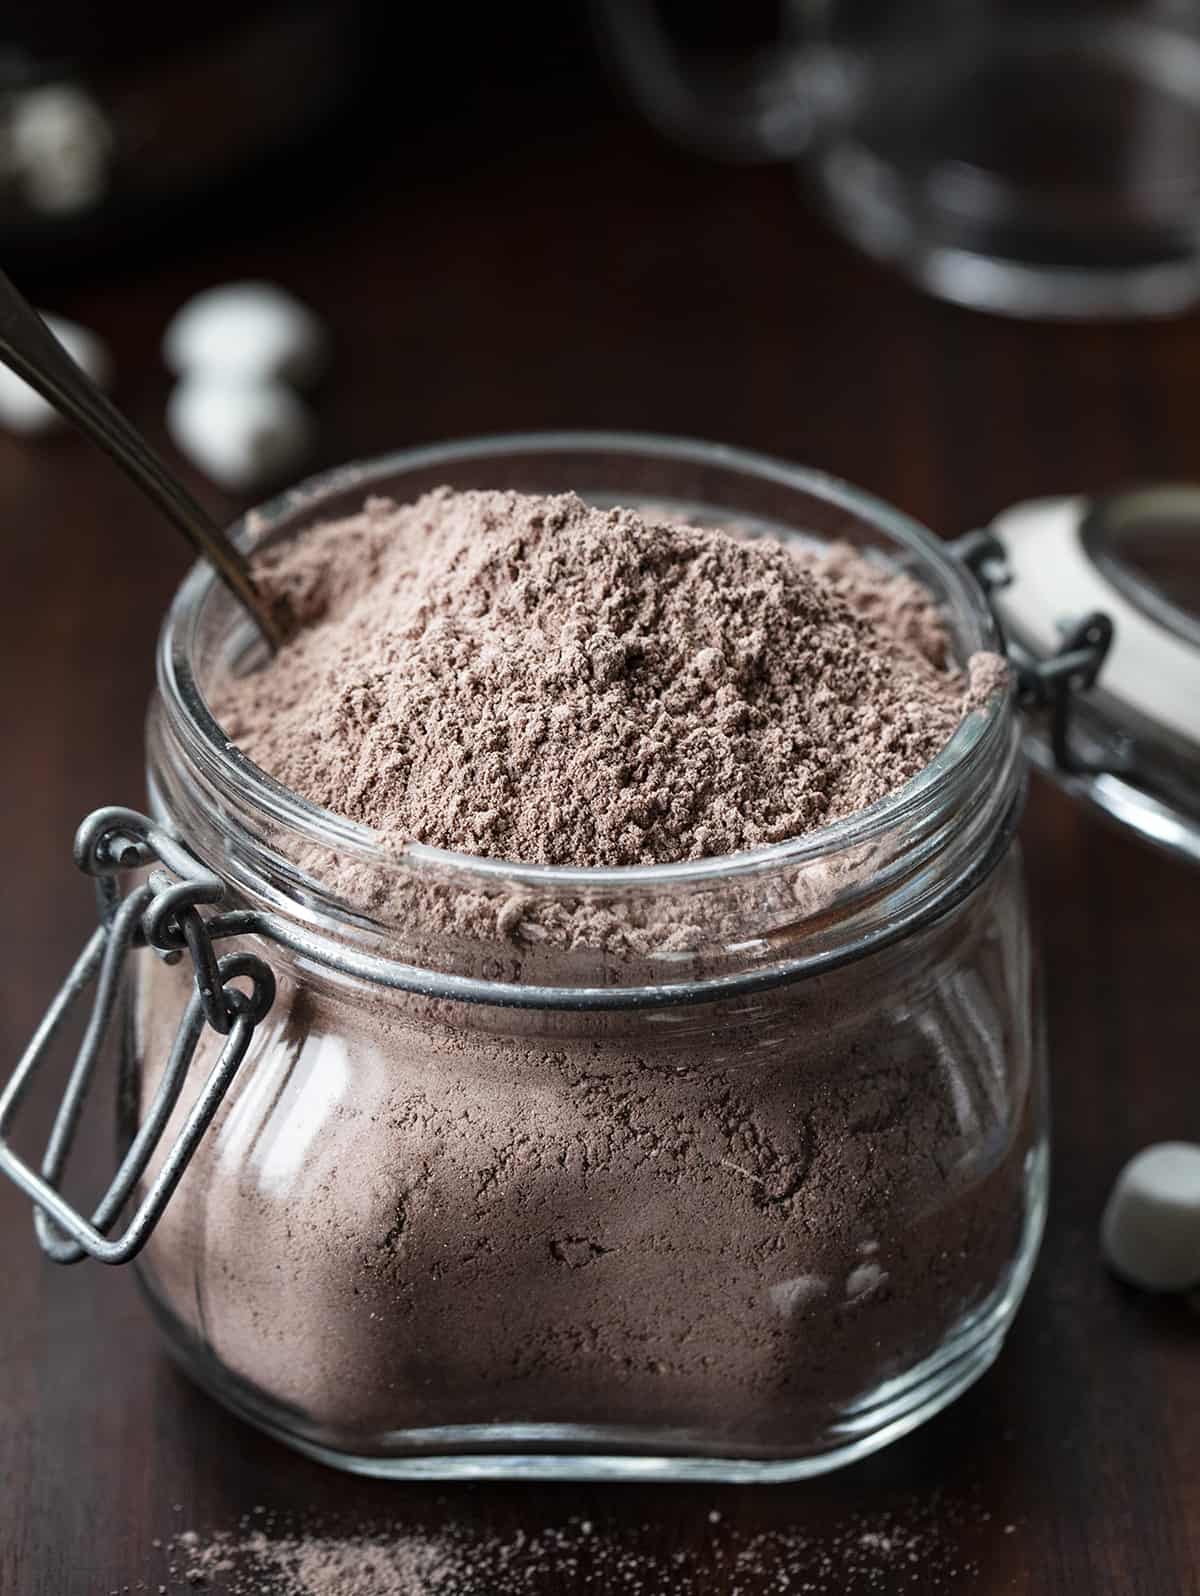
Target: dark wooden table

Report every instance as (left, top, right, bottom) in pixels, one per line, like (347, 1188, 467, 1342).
(1, 90, 1197, 1596)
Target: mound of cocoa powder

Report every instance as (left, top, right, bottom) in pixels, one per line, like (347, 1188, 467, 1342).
(212, 489, 1002, 865)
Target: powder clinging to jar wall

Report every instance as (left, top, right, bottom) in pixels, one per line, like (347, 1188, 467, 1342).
(138, 876, 1034, 1451)
(213, 489, 1003, 865)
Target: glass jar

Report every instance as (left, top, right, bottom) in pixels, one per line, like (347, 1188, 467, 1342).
(117, 434, 1046, 1481)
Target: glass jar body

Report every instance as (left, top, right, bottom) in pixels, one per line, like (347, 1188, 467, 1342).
(130, 840, 1044, 1482)
(126, 435, 1047, 1479)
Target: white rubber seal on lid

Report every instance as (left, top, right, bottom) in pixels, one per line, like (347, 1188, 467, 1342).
(989, 494, 1200, 754)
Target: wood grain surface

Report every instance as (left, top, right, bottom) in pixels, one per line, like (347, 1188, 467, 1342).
(0, 72, 1196, 1596)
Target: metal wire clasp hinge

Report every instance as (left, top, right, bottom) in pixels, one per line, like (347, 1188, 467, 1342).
(950, 529, 1120, 778)
(0, 806, 275, 1266)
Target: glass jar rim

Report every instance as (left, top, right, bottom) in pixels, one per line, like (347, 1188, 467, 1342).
(158, 429, 1007, 895)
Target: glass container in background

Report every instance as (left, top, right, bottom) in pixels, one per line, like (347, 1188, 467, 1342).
(596, 0, 1200, 318)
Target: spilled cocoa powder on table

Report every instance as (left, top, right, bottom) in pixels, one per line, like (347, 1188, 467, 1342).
(164, 1498, 1000, 1594)
(214, 488, 1001, 865)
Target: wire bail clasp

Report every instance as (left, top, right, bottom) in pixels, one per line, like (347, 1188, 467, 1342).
(0, 806, 275, 1266)
(950, 529, 1120, 777)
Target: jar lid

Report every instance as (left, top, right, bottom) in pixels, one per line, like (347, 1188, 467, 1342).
(985, 487, 1200, 866)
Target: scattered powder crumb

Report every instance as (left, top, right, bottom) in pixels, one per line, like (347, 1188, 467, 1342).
(857, 1530, 896, 1552)
(162, 1499, 988, 1595)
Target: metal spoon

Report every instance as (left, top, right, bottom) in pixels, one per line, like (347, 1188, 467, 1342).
(0, 270, 282, 651)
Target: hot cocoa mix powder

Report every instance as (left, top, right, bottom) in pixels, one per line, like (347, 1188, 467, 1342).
(135, 488, 1034, 1464)
(213, 489, 1001, 865)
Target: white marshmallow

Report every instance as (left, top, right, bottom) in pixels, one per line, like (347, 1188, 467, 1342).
(1101, 1142, 1200, 1291)
(167, 377, 314, 493)
(163, 282, 327, 388)
(0, 313, 111, 434)
(10, 85, 112, 213)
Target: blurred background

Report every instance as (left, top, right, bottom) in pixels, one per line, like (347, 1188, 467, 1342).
(10, 0, 1200, 313)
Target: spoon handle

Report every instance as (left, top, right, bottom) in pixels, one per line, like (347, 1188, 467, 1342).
(0, 271, 282, 650)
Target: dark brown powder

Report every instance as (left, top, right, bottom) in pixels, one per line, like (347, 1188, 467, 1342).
(212, 489, 1001, 866)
